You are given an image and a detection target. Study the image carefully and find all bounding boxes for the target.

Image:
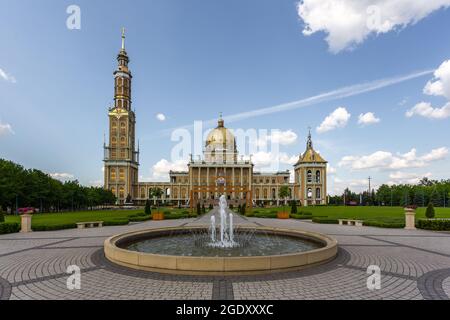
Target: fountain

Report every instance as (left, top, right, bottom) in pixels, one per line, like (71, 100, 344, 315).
(104, 195, 338, 275)
(209, 195, 236, 248)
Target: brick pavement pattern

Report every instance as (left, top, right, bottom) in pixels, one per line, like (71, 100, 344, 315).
(0, 212, 449, 300)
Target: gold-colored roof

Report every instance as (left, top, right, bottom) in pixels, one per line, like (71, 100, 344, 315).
(299, 147, 326, 163)
(205, 117, 236, 150)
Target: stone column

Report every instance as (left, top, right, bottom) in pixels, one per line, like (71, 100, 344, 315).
(20, 214, 33, 233)
(404, 208, 416, 230)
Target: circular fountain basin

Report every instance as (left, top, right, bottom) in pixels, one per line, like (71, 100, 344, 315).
(104, 227, 338, 275)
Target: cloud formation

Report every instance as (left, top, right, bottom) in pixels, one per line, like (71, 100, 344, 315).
(339, 147, 448, 170)
(297, 0, 450, 53)
(317, 107, 351, 133)
(156, 113, 166, 121)
(0, 68, 16, 83)
(407, 60, 450, 119)
(50, 173, 75, 181)
(0, 121, 14, 136)
(358, 112, 380, 126)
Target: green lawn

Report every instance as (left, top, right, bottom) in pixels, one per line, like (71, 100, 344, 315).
(251, 206, 450, 225)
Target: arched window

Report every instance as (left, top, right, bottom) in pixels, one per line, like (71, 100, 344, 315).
(316, 171, 321, 183)
(140, 188, 145, 199)
(256, 189, 260, 199)
(316, 188, 321, 199)
(120, 136, 126, 147)
(272, 188, 276, 199)
(119, 169, 125, 181)
(263, 189, 268, 199)
(307, 170, 312, 183)
(110, 169, 116, 181)
(307, 188, 313, 199)
(111, 137, 117, 148)
(119, 187, 125, 199)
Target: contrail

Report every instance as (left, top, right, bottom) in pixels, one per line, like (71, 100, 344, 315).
(155, 68, 433, 137)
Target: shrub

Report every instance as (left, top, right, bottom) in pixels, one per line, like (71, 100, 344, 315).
(241, 206, 246, 216)
(245, 211, 254, 217)
(426, 203, 435, 219)
(165, 213, 190, 220)
(202, 204, 206, 214)
(252, 210, 259, 214)
(298, 211, 312, 216)
(312, 217, 339, 224)
(417, 219, 450, 231)
(0, 222, 20, 234)
(290, 214, 312, 220)
(196, 203, 201, 216)
(209, 204, 213, 210)
(144, 200, 151, 215)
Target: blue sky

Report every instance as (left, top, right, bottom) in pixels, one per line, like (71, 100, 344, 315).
(1, 0, 450, 194)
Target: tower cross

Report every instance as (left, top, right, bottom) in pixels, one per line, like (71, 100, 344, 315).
(121, 27, 126, 50)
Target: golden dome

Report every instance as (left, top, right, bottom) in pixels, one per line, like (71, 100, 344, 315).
(205, 117, 236, 151)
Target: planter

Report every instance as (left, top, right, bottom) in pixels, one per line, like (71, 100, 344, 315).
(277, 211, 290, 219)
(404, 208, 416, 230)
(152, 212, 164, 221)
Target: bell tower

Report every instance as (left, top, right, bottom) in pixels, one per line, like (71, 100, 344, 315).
(104, 28, 140, 204)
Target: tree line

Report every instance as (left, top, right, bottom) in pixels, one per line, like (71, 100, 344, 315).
(0, 159, 116, 213)
(329, 178, 450, 207)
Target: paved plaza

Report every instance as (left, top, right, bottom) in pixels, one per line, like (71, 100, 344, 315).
(1, 211, 450, 300)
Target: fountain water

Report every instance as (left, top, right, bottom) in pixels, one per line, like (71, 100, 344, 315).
(209, 195, 236, 248)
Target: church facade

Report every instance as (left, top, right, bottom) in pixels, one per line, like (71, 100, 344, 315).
(104, 32, 328, 207)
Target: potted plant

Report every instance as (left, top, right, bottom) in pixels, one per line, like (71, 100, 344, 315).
(149, 187, 164, 220)
(277, 186, 290, 219)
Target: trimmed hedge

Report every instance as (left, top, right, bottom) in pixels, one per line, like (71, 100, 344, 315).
(103, 219, 129, 226)
(129, 215, 151, 222)
(165, 213, 190, 220)
(290, 214, 312, 220)
(312, 217, 339, 224)
(32, 223, 77, 231)
(417, 219, 450, 231)
(363, 221, 405, 229)
(0, 222, 20, 234)
(254, 212, 277, 219)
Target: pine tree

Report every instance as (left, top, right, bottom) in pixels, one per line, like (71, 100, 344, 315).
(291, 201, 298, 214)
(426, 202, 435, 219)
(144, 200, 151, 215)
(196, 202, 201, 216)
(202, 204, 206, 214)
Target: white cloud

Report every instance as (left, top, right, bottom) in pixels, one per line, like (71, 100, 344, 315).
(156, 113, 166, 121)
(0, 121, 14, 136)
(407, 60, 450, 119)
(251, 151, 297, 169)
(388, 171, 432, 185)
(50, 173, 75, 181)
(327, 164, 337, 174)
(148, 159, 188, 181)
(0, 68, 16, 83)
(297, 0, 450, 53)
(339, 147, 448, 170)
(358, 112, 380, 126)
(423, 60, 450, 99)
(317, 107, 351, 133)
(406, 101, 450, 119)
(256, 130, 298, 147)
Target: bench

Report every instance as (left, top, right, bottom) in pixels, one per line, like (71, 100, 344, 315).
(76, 221, 103, 229)
(338, 219, 363, 227)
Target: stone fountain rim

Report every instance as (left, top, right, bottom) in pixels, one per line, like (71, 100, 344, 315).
(104, 226, 338, 276)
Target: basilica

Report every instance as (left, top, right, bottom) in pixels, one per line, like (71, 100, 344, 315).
(103, 31, 328, 208)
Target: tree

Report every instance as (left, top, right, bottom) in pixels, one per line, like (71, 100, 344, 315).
(278, 186, 290, 210)
(196, 202, 201, 216)
(202, 204, 206, 214)
(144, 200, 151, 215)
(426, 202, 435, 219)
(149, 187, 163, 208)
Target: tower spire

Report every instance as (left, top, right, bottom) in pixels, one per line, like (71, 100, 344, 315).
(218, 112, 224, 127)
(307, 127, 313, 149)
(121, 27, 126, 51)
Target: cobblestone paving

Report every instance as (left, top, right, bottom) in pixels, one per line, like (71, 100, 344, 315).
(0, 214, 449, 300)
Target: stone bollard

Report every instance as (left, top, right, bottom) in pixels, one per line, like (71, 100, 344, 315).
(404, 208, 416, 230)
(20, 214, 33, 233)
